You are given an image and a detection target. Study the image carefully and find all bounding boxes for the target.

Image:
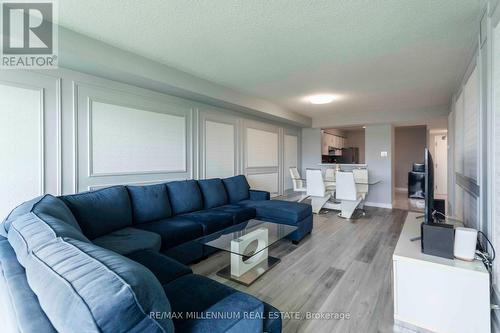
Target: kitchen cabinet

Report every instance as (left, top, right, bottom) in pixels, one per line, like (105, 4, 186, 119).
(321, 131, 345, 155)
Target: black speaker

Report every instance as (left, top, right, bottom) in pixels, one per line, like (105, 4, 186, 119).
(421, 222, 454, 259)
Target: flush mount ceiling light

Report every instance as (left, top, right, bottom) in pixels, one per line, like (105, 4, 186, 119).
(308, 94, 338, 104)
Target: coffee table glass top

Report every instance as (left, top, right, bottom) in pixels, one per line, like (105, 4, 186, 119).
(195, 220, 297, 257)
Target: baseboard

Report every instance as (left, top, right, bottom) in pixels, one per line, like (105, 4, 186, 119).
(364, 201, 393, 209)
(395, 187, 408, 193)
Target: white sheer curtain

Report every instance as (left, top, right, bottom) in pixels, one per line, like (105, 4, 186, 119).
(492, 20, 500, 289)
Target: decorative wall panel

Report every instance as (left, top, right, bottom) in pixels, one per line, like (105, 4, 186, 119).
(91, 101, 186, 175)
(204, 120, 235, 178)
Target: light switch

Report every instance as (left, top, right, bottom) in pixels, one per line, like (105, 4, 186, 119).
(380, 151, 388, 157)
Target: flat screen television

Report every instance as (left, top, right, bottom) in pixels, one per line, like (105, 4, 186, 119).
(424, 147, 434, 224)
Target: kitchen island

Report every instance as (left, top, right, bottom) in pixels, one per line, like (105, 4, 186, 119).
(318, 163, 367, 171)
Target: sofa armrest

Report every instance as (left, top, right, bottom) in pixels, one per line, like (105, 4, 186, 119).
(249, 189, 270, 201)
(179, 292, 263, 333)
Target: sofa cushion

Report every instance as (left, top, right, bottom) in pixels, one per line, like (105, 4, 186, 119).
(165, 180, 203, 215)
(180, 210, 234, 234)
(210, 205, 256, 224)
(163, 274, 264, 333)
(222, 175, 250, 203)
(126, 249, 192, 285)
(2, 197, 43, 236)
(197, 178, 228, 209)
(61, 186, 133, 239)
(127, 184, 172, 223)
(249, 189, 271, 201)
(134, 217, 204, 249)
(238, 200, 312, 225)
(2, 195, 80, 236)
(0, 238, 56, 333)
(92, 227, 161, 255)
(162, 241, 205, 266)
(8, 213, 90, 267)
(26, 237, 173, 333)
(6, 196, 90, 266)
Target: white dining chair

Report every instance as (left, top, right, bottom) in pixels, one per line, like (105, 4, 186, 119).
(335, 171, 364, 219)
(306, 169, 340, 214)
(324, 168, 336, 192)
(325, 168, 336, 182)
(352, 168, 368, 183)
(289, 167, 308, 202)
(352, 168, 368, 211)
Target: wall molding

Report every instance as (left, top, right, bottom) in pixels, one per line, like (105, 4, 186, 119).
(0, 80, 46, 196)
(2, 67, 301, 198)
(0, 73, 62, 218)
(56, 78, 62, 195)
(283, 132, 300, 191)
(198, 110, 239, 179)
(73, 80, 194, 191)
(38, 87, 46, 195)
(86, 97, 189, 177)
(244, 125, 280, 169)
(72, 81, 79, 193)
(88, 177, 188, 191)
(246, 172, 279, 196)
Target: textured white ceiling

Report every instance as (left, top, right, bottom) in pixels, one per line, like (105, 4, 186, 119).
(59, 0, 481, 119)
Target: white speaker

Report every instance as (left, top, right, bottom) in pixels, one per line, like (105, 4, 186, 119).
(454, 227, 478, 261)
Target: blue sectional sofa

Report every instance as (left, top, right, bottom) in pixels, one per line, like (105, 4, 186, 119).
(0, 175, 312, 333)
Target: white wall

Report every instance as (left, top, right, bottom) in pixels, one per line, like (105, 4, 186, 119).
(394, 126, 427, 190)
(301, 128, 322, 174)
(364, 124, 394, 208)
(0, 68, 301, 219)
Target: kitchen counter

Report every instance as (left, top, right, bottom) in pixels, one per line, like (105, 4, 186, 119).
(318, 163, 367, 167)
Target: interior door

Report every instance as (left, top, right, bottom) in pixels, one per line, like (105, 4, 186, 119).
(434, 134, 448, 195)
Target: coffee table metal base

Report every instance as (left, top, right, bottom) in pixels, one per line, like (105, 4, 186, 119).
(216, 256, 281, 286)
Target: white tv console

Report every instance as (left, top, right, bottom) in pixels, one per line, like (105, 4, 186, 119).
(393, 212, 490, 332)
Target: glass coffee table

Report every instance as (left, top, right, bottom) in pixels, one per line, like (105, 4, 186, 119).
(195, 220, 297, 286)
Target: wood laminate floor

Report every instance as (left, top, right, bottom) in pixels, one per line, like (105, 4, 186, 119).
(191, 207, 408, 333)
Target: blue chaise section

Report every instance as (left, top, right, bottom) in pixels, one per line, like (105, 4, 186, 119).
(223, 175, 313, 243)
